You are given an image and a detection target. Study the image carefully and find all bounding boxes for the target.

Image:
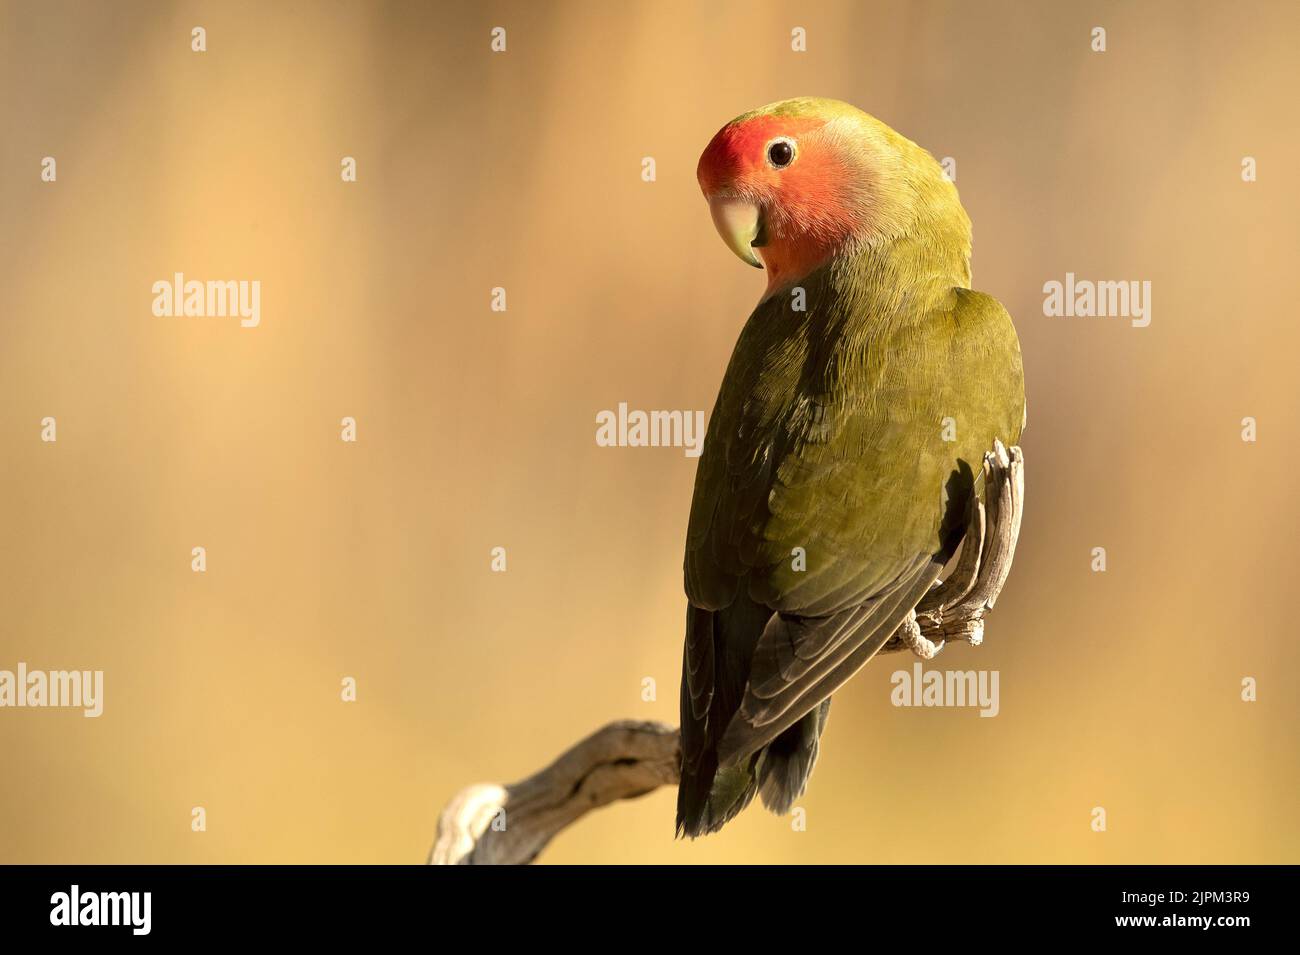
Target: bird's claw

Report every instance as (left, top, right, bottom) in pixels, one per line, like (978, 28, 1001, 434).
(877, 443, 1023, 659)
(897, 608, 944, 660)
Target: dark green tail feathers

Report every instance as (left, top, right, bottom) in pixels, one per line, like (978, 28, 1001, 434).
(675, 697, 831, 838)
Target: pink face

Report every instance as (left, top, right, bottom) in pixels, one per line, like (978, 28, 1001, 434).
(697, 114, 863, 290)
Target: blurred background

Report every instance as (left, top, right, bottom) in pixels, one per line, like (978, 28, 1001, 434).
(1, 0, 1297, 863)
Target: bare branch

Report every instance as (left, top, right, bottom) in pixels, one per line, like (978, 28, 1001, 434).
(880, 440, 1025, 655)
(431, 447, 1025, 864)
(430, 720, 680, 864)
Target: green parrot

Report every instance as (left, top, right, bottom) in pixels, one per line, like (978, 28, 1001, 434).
(677, 97, 1025, 836)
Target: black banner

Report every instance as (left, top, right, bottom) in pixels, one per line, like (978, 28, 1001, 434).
(0, 865, 1285, 940)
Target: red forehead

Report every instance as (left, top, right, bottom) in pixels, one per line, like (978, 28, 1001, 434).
(697, 114, 825, 194)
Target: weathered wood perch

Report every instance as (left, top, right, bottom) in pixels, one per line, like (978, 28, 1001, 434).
(430, 443, 1024, 864)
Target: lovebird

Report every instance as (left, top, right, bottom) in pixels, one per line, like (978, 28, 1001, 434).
(677, 97, 1025, 836)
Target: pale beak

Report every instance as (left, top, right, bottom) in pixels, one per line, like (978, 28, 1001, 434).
(707, 196, 764, 269)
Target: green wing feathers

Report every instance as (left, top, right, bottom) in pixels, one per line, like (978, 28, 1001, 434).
(685, 282, 1023, 615)
(677, 273, 1023, 836)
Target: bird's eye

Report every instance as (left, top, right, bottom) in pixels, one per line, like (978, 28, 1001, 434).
(767, 138, 795, 169)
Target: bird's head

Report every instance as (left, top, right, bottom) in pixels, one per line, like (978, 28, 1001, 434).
(697, 97, 968, 297)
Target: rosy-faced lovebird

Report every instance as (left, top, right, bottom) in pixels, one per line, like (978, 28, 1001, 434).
(677, 97, 1025, 837)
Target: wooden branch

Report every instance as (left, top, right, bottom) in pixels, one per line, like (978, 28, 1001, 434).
(880, 440, 1025, 658)
(429, 720, 680, 864)
(430, 445, 1024, 864)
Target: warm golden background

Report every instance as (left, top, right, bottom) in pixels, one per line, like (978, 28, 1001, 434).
(1, 0, 1297, 864)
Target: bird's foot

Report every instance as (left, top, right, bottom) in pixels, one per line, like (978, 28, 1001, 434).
(878, 442, 1024, 658)
(896, 608, 944, 659)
